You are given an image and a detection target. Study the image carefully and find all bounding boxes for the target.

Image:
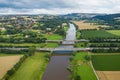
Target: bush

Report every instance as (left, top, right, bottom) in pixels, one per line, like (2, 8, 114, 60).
(7, 68, 15, 76)
(75, 75, 81, 80)
(84, 55, 91, 61)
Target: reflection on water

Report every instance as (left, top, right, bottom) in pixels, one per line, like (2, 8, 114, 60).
(42, 55, 70, 80)
(62, 23, 76, 45)
(42, 23, 76, 80)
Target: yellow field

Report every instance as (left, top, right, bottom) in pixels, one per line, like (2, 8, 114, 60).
(0, 55, 23, 79)
(73, 21, 109, 30)
(96, 71, 120, 80)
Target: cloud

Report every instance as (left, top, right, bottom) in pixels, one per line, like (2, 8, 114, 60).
(0, 0, 120, 14)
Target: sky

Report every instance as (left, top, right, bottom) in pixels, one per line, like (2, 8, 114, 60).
(0, 0, 120, 14)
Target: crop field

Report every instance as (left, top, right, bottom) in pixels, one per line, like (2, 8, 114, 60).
(73, 21, 110, 30)
(96, 71, 120, 80)
(10, 52, 49, 80)
(71, 52, 97, 80)
(73, 21, 98, 30)
(107, 30, 120, 36)
(91, 55, 120, 71)
(0, 55, 23, 79)
(81, 30, 118, 39)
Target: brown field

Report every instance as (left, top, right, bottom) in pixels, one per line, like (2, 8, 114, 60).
(0, 55, 23, 79)
(96, 71, 120, 80)
(73, 21, 109, 30)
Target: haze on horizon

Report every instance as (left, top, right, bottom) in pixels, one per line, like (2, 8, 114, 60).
(0, 0, 120, 15)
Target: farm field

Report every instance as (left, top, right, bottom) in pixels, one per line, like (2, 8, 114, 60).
(0, 55, 23, 79)
(96, 71, 120, 80)
(73, 21, 99, 30)
(9, 52, 49, 80)
(91, 55, 120, 71)
(73, 21, 110, 30)
(81, 30, 118, 39)
(71, 52, 97, 80)
(107, 30, 120, 36)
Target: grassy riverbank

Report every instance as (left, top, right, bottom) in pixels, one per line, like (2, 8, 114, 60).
(70, 52, 97, 80)
(9, 52, 49, 80)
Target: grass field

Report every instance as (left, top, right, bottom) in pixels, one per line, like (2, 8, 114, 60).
(76, 31, 81, 39)
(10, 52, 49, 80)
(75, 42, 87, 48)
(107, 30, 120, 36)
(63, 25, 69, 32)
(0, 55, 23, 79)
(71, 52, 97, 80)
(81, 30, 118, 39)
(92, 55, 120, 71)
(45, 43, 58, 48)
(43, 34, 63, 40)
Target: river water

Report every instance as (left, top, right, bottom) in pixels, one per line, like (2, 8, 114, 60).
(42, 23, 76, 80)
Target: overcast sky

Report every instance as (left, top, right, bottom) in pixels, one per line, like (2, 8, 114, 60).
(0, 0, 120, 14)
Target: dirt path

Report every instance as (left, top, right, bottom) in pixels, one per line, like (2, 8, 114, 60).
(0, 55, 23, 79)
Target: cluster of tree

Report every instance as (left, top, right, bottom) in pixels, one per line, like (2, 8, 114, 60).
(0, 45, 30, 48)
(54, 27, 66, 36)
(89, 43, 120, 47)
(0, 37, 47, 43)
(91, 48, 120, 53)
(69, 60, 81, 80)
(37, 18, 68, 32)
(0, 49, 29, 54)
(89, 39, 120, 42)
(44, 53, 52, 62)
(5, 28, 22, 34)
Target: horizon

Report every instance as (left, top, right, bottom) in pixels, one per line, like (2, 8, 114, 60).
(0, 12, 120, 16)
(0, 0, 120, 14)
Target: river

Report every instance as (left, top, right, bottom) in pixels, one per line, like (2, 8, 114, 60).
(42, 23, 76, 80)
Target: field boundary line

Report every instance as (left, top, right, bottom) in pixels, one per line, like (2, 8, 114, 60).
(90, 61, 99, 80)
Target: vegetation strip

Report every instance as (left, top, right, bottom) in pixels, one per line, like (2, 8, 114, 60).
(69, 52, 97, 80)
(8, 52, 50, 80)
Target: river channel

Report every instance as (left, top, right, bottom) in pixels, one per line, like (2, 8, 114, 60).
(42, 23, 76, 80)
